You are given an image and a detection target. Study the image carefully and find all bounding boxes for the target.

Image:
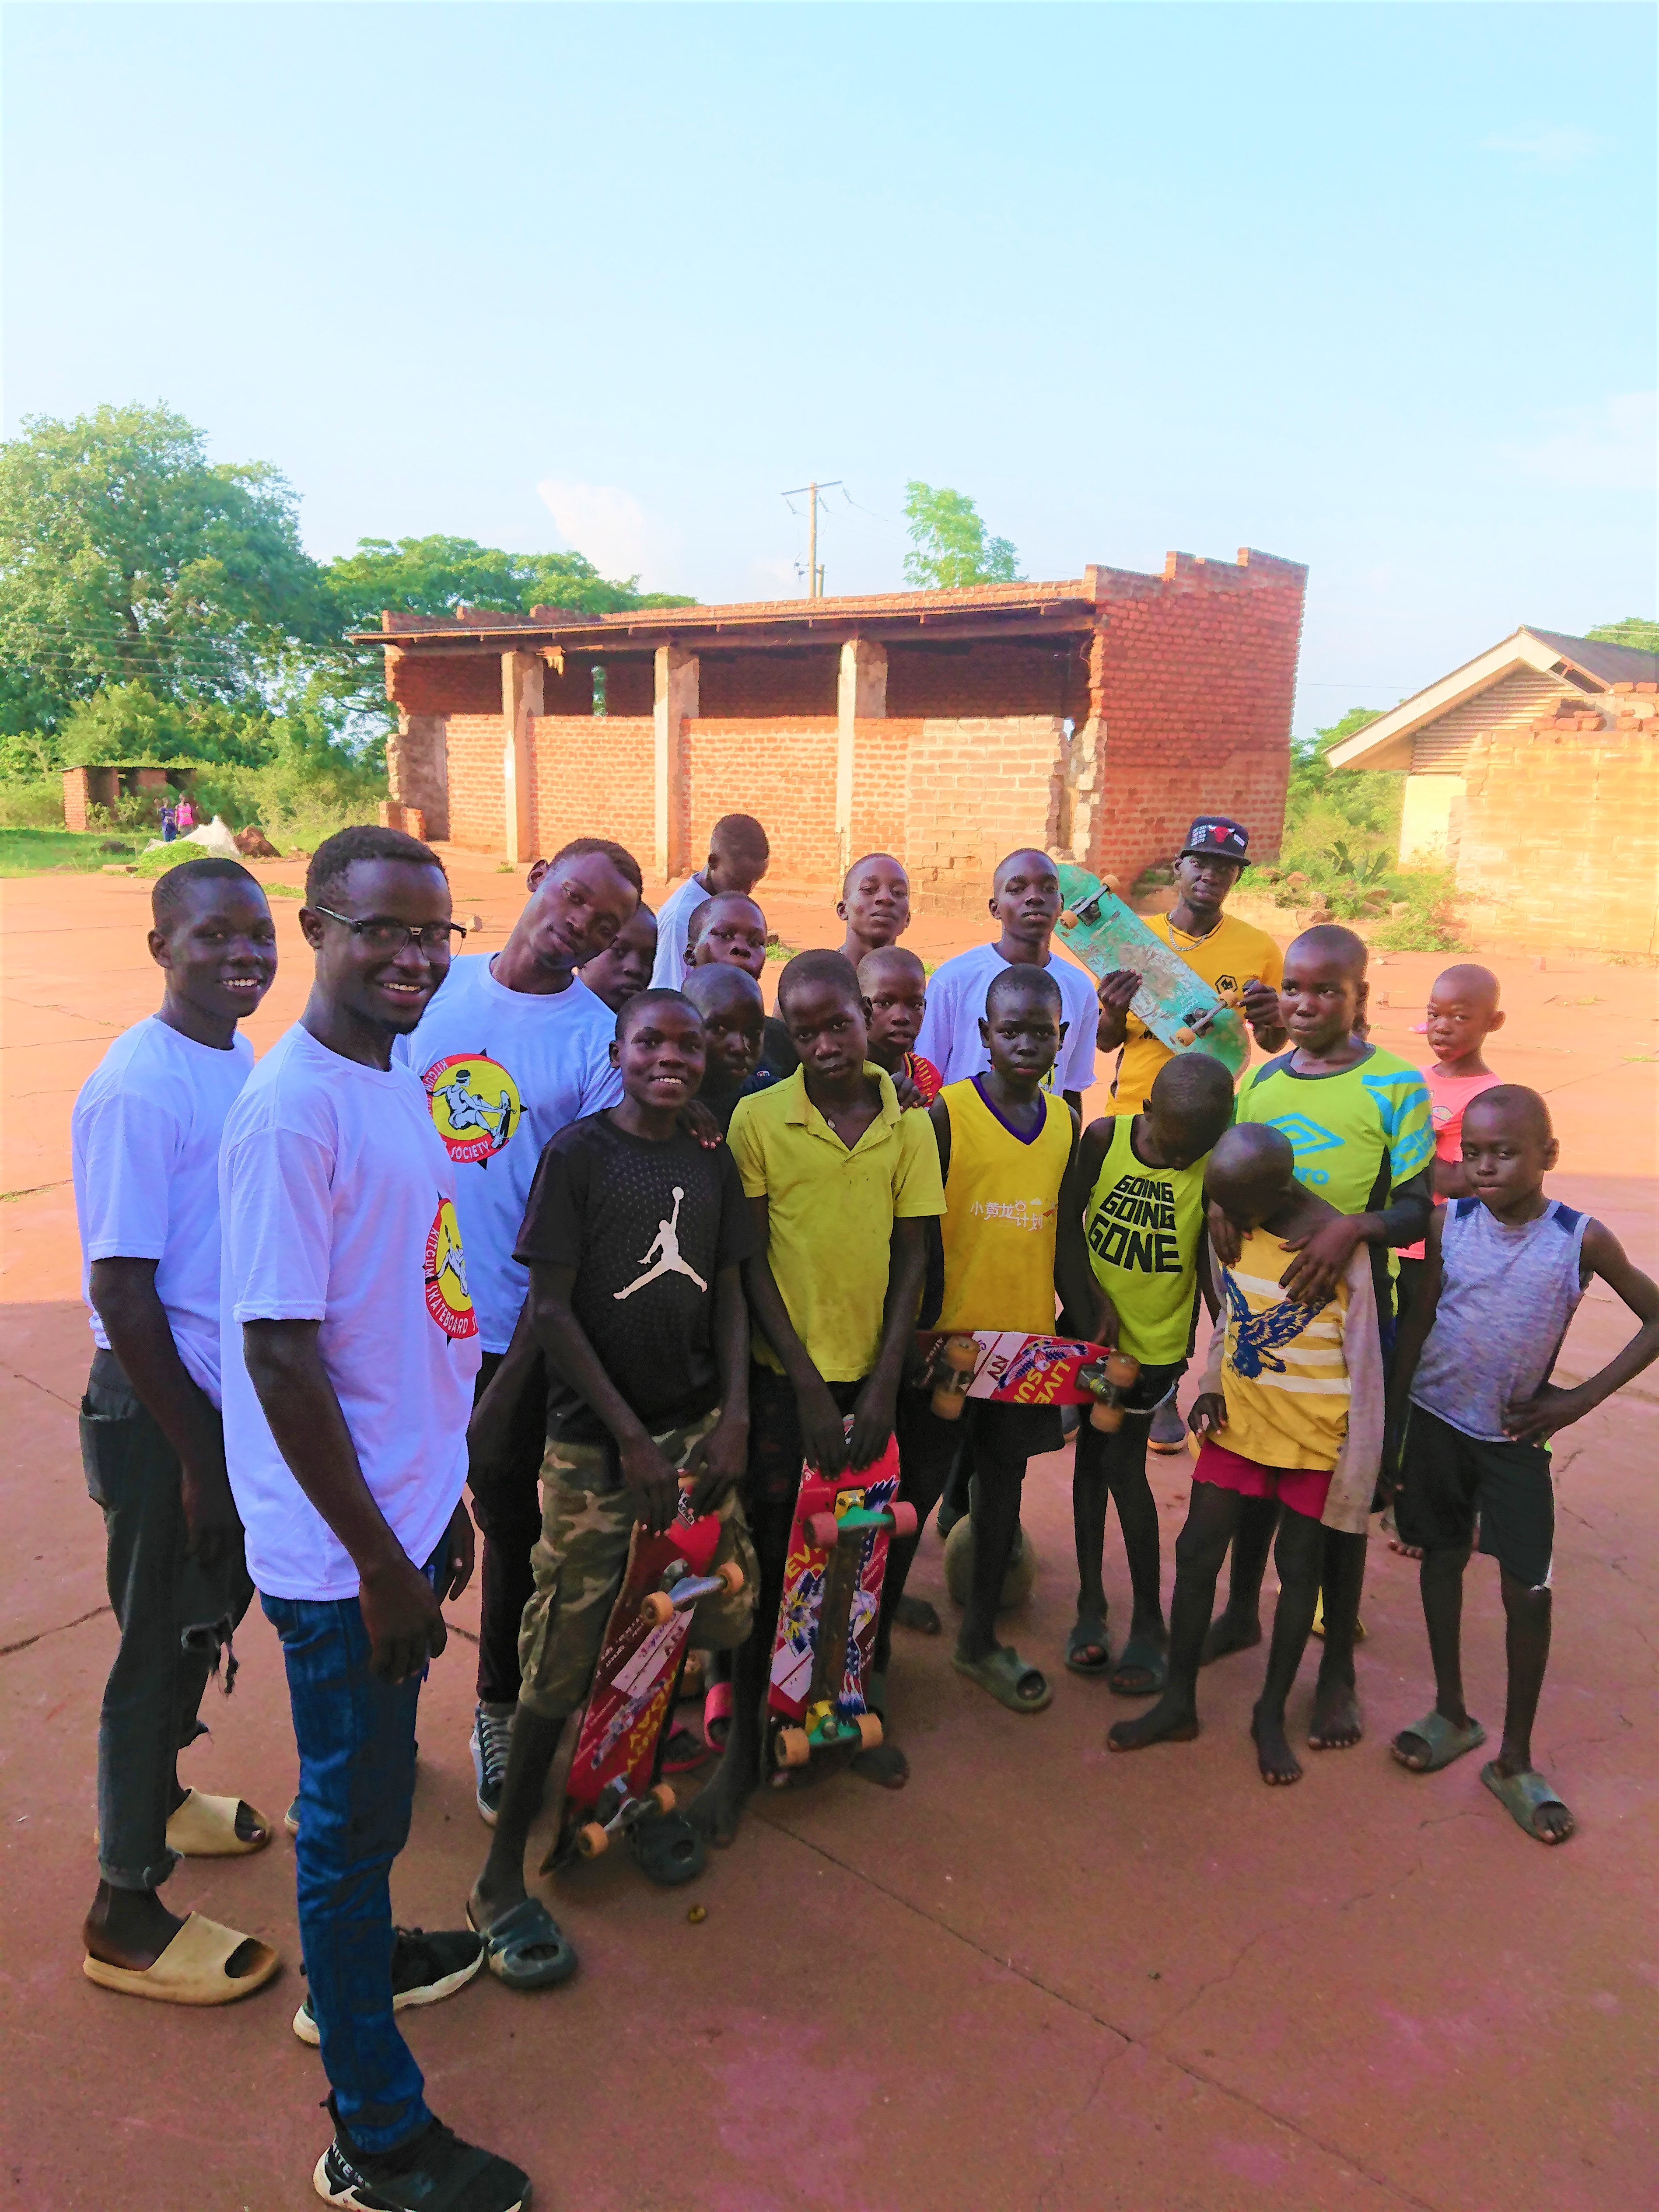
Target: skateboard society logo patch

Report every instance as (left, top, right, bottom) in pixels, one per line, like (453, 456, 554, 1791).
(422, 1053, 521, 1165)
(424, 1198, 477, 1338)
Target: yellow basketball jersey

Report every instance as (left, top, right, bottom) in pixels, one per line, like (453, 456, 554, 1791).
(936, 1078, 1073, 1336)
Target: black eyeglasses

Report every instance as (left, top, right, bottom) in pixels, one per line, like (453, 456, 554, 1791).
(312, 906, 467, 954)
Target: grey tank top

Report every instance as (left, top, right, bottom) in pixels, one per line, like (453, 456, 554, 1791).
(1412, 1197, 1588, 1442)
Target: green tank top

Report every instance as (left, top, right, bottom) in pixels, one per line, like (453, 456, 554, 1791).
(1084, 1113, 1208, 1365)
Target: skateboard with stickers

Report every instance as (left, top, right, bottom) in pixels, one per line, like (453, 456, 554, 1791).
(555, 1486, 743, 1869)
(914, 1329, 1141, 1432)
(767, 1432, 914, 1776)
(1053, 861, 1251, 1080)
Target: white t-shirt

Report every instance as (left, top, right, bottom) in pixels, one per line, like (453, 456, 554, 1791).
(71, 1018, 254, 1407)
(392, 954, 623, 1351)
(649, 870, 712, 989)
(915, 942, 1098, 1097)
(219, 1023, 481, 1602)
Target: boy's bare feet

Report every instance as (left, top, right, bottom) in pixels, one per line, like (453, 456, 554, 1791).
(1486, 1756, 1575, 1844)
(1107, 1693, 1199, 1752)
(1308, 1674, 1364, 1748)
(1250, 1703, 1303, 1785)
(1200, 1610, 1262, 1666)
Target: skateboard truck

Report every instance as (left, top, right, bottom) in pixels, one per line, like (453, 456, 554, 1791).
(803, 1501, 919, 1551)
(637, 1557, 745, 1628)
(1079, 1350, 1141, 1432)
(930, 1334, 979, 1419)
(1058, 875, 1119, 929)
(573, 1775, 678, 1859)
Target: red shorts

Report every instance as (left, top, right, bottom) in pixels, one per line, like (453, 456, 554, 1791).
(1194, 1438, 1332, 1522)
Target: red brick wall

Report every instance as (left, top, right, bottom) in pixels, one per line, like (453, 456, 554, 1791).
(903, 717, 1067, 914)
(886, 640, 1083, 720)
(681, 719, 839, 884)
(388, 651, 502, 717)
(850, 718, 917, 864)
(697, 651, 838, 718)
(525, 715, 655, 872)
(1086, 553, 1306, 884)
(445, 716, 507, 850)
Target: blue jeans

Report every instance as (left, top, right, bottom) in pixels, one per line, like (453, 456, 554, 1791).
(262, 1556, 440, 2154)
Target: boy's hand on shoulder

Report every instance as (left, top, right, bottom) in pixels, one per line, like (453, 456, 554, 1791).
(1278, 1216, 1363, 1306)
(847, 1379, 896, 1474)
(676, 1099, 723, 1150)
(619, 1434, 682, 1535)
(1189, 1393, 1225, 1438)
(1502, 1382, 1592, 1444)
(684, 1413, 748, 1513)
(796, 1376, 850, 1476)
(1207, 1201, 1242, 1270)
(890, 1066, 924, 1111)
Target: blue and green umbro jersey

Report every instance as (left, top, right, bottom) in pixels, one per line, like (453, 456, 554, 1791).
(1235, 1046, 1434, 1218)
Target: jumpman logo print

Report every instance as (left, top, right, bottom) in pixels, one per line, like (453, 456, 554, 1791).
(613, 1187, 708, 1301)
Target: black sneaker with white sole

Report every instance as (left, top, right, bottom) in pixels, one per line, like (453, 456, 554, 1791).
(471, 1701, 514, 1826)
(313, 2104, 529, 2211)
(293, 1925, 484, 2044)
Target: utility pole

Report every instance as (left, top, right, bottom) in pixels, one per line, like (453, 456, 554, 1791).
(782, 480, 841, 598)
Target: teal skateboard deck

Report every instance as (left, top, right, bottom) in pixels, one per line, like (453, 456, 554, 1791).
(1053, 861, 1250, 1081)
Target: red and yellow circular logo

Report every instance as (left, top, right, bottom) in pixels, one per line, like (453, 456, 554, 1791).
(421, 1053, 521, 1165)
(424, 1198, 477, 1339)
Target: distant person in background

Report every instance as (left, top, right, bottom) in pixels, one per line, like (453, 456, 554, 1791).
(837, 853, 911, 967)
(174, 795, 196, 834)
(160, 800, 178, 844)
(651, 813, 771, 989)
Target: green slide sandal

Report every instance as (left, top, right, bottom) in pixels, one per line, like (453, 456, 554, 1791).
(953, 1646, 1052, 1713)
(1390, 1711, 1486, 1773)
(1480, 1761, 1575, 1844)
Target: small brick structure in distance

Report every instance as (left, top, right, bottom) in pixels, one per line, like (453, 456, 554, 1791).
(357, 549, 1308, 909)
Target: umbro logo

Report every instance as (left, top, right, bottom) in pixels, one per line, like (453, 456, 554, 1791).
(1268, 1113, 1343, 1155)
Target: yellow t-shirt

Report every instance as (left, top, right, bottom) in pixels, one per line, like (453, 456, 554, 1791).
(1083, 1113, 1210, 1365)
(728, 1064, 945, 1382)
(1111, 911, 1284, 1115)
(935, 1080, 1072, 1336)
(1214, 1227, 1350, 1470)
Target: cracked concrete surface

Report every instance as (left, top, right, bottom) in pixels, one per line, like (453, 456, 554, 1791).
(2, 865, 1655, 2209)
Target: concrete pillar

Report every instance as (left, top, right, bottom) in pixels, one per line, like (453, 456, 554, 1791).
(835, 639, 887, 878)
(653, 646, 699, 880)
(501, 652, 543, 868)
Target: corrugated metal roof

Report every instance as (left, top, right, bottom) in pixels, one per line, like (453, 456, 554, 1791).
(1521, 628, 1659, 687)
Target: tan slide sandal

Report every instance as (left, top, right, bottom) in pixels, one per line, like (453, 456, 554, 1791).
(166, 1788, 273, 1857)
(83, 1912, 281, 2006)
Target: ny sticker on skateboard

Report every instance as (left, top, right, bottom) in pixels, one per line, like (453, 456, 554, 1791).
(1053, 861, 1250, 1080)
(914, 1330, 1141, 1432)
(557, 1488, 743, 1868)
(767, 1432, 914, 1777)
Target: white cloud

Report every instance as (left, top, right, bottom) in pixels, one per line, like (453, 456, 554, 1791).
(1501, 392, 1657, 493)
(536, 480, 679, 588)
(1479, 126, 1605, 171)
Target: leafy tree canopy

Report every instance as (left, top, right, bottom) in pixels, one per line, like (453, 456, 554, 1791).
(1585, 616, 1659, 654)
(0, 403, 334, 728)
(902, 483, 1022, 590)
(324, 535, 693, 627)
(1284, 706, 1400, 846)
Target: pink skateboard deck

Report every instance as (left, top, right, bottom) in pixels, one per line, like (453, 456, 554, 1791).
(914, 1330, 1141, 1428)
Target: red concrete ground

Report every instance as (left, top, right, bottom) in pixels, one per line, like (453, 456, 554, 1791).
(2, 855, 1656, 2211)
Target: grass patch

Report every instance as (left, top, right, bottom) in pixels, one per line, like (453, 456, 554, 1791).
(0, 827, 142, 876)
(266, 882, 305, 899)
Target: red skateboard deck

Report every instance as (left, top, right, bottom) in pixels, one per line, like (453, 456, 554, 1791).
(766, 1432, 913, 1775)
(558, 1491, 738, 1863)
(914, 1330, 1140, 1428)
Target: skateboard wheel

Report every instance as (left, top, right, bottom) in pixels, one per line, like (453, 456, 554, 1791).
(776, 1727, 810, 1769)
(1100, 874, 1121, 895)
(931, 1386, 967, 1421)
(888, 1502, 919, 1539)
(715, 1559, 745, 1594)
(942, 1336, 978, 1373)
(650, 1782, 676, 1814)
(855, 1712, 884, 1750)
(1090, 1401, 1125, 1433)
(576, 1821, 609, 1858)
(1105, 1351, 1139, 1387)
(1059, 909, 1079, 928)
(639, 1591, 675, 1627)
(805, 1510, 841, 1550)
(1174, 1026, 1196, 1046)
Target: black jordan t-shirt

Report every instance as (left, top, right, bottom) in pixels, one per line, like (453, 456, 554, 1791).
(514, 1113, 756, 1448)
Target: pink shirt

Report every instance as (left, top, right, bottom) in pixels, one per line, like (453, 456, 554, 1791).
(1401, 1066, 1503, 1260)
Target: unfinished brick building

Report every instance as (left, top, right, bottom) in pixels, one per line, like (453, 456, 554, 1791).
(362, 548, 1307, 909)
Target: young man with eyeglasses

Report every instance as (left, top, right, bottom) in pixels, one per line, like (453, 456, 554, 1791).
(392, 835, 644, 1824)
(219, 825, 531, 2212)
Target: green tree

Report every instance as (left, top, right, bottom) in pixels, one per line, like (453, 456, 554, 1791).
(323, 535, 693, 626)
(1283, 706, 1401, 849)
(0, 403, 333, 726)
(902, 483, 1022, 589)
(1586, 616, 1659, 654)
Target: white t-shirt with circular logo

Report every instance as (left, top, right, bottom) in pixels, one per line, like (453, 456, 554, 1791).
(393, 955, 623, 1353)
(219, 1022, 481, 1603)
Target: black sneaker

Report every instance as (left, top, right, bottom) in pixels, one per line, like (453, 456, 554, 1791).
(314, 2108, 529, 2210)
(470, 1701, 514, 1826)
(293, 1926, 484, 2045)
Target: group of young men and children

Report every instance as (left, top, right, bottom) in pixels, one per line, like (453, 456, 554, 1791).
(71, 806, 1659, 2211)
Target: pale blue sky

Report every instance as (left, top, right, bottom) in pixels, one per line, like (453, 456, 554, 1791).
(5, 2, 1654, 730)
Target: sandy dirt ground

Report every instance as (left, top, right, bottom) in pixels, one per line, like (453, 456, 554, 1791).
(2, 851, 1656, 2212)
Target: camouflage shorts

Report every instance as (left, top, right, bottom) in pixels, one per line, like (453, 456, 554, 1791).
(517, 1410, 758, 1719)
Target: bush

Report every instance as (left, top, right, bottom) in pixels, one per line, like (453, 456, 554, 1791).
(0, 774, 67, 828)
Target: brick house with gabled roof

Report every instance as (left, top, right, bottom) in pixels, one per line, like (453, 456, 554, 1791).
(357, 546, 1308, 910)
(1331, 626, 1659, 955)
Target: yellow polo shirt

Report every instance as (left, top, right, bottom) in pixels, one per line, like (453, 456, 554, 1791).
(728, 1064, 946, 1382)
(1112, 911, 1284, 1115)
